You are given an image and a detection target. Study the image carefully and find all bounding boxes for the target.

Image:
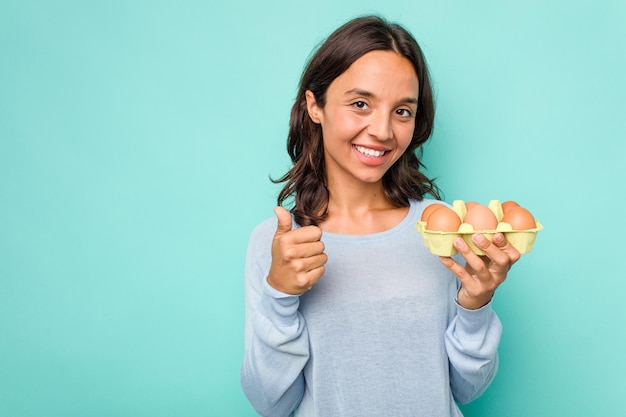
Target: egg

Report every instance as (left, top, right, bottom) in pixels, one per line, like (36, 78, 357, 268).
(463, 203, 498, 231)
(501, 200, 521, 214)
(425, 206, 461, 232)
(421, 203, 445, 222)
(501, 207, 536, 230)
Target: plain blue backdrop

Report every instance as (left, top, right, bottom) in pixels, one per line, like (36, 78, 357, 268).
(1, 1, 625, 416)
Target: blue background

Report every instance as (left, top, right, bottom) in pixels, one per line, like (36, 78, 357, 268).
(1, 1, 625, 416)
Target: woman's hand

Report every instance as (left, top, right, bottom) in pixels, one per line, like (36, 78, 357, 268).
(439, 233, 521, 310)
(267, 207, 328, 295)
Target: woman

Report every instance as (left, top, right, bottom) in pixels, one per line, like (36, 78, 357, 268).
(241, 15, 520, 417)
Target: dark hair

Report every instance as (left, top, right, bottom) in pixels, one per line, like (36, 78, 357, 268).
(273, 15, 441, 226)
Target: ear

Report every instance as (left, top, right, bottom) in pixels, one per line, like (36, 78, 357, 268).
(305, 90, 322, 124)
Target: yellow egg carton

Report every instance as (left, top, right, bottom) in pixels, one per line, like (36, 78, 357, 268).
(416, 200, 543, 256)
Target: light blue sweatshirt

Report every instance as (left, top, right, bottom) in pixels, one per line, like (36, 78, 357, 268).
(241, 199, 502, 417)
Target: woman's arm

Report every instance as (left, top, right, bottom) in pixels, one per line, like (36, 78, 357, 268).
(440, 232, 520, 403)
(445, 300, 501, 403)
(241, 280, 309, 416)
(240, 217, 315, 417)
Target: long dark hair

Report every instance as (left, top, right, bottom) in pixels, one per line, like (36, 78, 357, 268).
(273, 15, 441, 226)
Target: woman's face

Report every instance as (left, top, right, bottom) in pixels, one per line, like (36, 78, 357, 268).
(306, 50, 419, 187)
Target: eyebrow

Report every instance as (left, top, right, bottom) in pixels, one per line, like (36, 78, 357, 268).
(345, 88, 418, 105)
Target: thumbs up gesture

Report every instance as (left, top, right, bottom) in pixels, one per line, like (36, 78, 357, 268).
(267, 206, 328, 294)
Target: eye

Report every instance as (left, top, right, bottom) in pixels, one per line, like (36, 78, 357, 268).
(396, 108, 413, 118)
(352, 101, 368, 110)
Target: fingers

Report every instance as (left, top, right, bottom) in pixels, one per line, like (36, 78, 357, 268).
(468, 233, 520, 273)
(439, 251, 495, 310)
(274, 206, 293, 238)
(491, 232, 522, 265)
(289, 239, 325, 259)
(278, 239, 326, 268)
(438, 255, 470, 281)
(289, 254, 328, 282)
(269, 248, 327, 294)
(439, 234, 521, 310)
(269, 206, 327, 294)
(466, 234, 508, 273)
(274, 206, 323, 244)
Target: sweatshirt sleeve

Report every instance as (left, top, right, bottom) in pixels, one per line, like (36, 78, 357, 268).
(240, 219, 310, 417)
(445, 299, 502, 404)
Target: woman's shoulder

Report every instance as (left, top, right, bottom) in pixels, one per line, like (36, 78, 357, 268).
(247, 210, 299, 246)
(249, 215, 278, 241)
(245, 215, 279, 263)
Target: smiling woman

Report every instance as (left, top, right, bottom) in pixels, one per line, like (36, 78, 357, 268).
(305, 51, 418, 185)
(240, 15, 522, 417)
(271, 16, 439, 229)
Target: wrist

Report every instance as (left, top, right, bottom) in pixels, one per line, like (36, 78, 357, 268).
(457, 287, 494, 310)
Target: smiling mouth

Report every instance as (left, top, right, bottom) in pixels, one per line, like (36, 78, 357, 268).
(354, 145, 387, 158)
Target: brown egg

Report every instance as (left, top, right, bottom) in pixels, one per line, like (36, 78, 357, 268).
(421, 203, 445, 222)
(463, 204, 498, 231)
(464, 201, 479, 210)
(501, 200, 521, 214)
(502, 207, 536, 230)
(425, 206, 461, 232)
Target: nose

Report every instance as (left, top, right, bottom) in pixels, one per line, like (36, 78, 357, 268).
(367, 110, 393, 141)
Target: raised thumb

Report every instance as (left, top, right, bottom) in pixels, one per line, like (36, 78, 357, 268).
(274, 206, 293, 236)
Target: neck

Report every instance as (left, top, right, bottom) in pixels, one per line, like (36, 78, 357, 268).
(320, 179, 407, 234)
(326, 173, 392, 211)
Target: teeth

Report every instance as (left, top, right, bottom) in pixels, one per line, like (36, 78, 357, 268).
(355, 145, 386, 157)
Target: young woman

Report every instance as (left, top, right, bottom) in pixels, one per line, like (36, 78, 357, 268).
(241, 15, 520, 417)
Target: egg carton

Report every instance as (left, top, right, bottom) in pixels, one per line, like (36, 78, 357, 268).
(416, 200, 543, 256)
